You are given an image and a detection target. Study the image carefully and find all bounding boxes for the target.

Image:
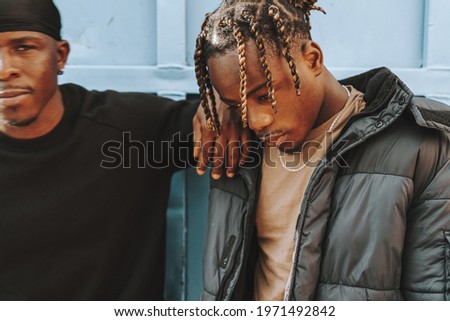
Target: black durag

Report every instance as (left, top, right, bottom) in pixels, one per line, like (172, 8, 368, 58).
(0, 0, 61, 40)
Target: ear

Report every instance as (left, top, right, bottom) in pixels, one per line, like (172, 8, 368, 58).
(56, 40, 70, 72)
(302, 41, 324, 77)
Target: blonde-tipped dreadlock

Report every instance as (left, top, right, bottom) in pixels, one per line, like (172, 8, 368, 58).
(268, 4, 301, 96)
(194, 13, 222, 134)
(242, 9, 278, 113)
(195, 0, 325, 130)
(233, 21, 249, 127)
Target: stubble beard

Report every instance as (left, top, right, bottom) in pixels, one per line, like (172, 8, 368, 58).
(0, 106, 39, 128)
(1, 116, 38, 127)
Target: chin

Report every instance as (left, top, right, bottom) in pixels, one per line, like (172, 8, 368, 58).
(3, 116, 38, 127)
(277, 141, 302, 154)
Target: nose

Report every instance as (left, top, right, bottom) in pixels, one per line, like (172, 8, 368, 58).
(0, 50, 19, 81)
(247, 105, 275, 132)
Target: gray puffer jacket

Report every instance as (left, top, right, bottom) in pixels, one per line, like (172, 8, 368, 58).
(201, 68, 450, 301)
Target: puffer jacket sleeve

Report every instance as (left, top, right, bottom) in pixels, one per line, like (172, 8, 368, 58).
(401, 131, 450, 300)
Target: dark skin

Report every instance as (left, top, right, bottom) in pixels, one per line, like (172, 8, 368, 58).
(193, 96, 251, 179)
(0, 30, 247, 177)
(0, 31, 69, 139)
(207, 39, 348, 153)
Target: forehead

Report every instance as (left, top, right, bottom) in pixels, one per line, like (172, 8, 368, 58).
(208, 40, 282, 76)
(206, 39, 286, 99)
(0, 30, 52, 44)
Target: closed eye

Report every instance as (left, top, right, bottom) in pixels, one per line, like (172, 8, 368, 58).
(257, 94, 269, 102)
(15, 45, 36, 52)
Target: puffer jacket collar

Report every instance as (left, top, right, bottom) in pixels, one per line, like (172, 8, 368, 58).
(325, 67, 449, 164)
(341, 67, 449, 133)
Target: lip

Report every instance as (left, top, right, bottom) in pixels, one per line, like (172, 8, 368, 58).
(259, 132, 285, 147)
(0, 89, 31, 107)
(0, 89, 32, 99)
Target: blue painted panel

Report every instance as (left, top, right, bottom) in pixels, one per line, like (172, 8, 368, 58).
(185, 168, 210, 300)
(426, 0, 450, 67)
(157, 0, 186, 65)
(186, 0, 222, 66)
(54, 0, 157, 66)
(306, 0, 425, 68)
(165, 171, 187, 301)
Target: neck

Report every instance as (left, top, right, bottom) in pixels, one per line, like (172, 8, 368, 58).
(313, 67, 349, 127)
(0, 90, 64, 140)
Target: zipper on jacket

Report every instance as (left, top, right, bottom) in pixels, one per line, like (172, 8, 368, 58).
(284, 229, 301, 300)
(283, 160, 326, 300)
(216, 232, 241, 300)
(283, 123, 398, 300)
(283, 137, 365, 300)
(216, 204, 256, 300)
(283, 133, 366, 300)
(283, 163, 328, 300)
(220, 235, 237, 269)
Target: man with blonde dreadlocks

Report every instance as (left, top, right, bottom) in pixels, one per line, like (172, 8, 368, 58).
(196, 0, 450, 300)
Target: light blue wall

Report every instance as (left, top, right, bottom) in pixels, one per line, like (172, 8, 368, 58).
(55, 0, 450, 103)
(54, 0, 450, 300)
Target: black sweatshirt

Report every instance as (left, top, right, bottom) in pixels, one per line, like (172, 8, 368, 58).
(0, 83, 197, 300)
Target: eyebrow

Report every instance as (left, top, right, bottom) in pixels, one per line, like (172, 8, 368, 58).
(220, 82, 268, 104)
(9, 36, 45, 45)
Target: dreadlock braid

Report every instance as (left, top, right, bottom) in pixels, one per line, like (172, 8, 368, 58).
(233, 21, 249, 127)
(206, 73, 222, 135)
(243, 9, 278, 113)
(268, 4, 301, 96)
(194, 14, 221, 134)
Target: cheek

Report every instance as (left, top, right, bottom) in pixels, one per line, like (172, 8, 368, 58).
(33, 59, 58, 83)
(31, 51, 57, 70)
(276, 95, 320, 141)
(25, 61, 59, 105)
